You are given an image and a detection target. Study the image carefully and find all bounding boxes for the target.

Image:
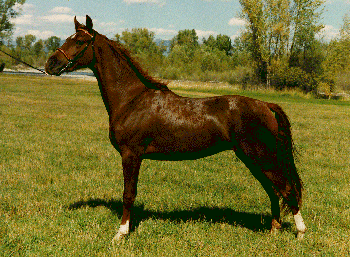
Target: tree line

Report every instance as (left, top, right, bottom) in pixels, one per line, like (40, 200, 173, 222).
(1, 0, 350, 94)
(0, 35, 61, 68)
(115, 11, 350, 94)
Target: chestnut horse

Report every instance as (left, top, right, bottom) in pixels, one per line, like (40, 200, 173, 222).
(45, 16, 306, 243)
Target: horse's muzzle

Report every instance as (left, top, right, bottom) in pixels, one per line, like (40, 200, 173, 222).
(45, 55, 67, 76)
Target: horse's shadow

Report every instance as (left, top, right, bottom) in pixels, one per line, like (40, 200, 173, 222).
(67, 198, 292, 232)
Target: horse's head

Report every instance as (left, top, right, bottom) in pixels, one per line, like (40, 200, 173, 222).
(45, 15, 96, 76)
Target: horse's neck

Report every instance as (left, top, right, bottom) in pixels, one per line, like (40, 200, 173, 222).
(91, 40, 146, 117)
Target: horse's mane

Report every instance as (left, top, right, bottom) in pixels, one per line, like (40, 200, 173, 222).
(98, 33, 169, 91)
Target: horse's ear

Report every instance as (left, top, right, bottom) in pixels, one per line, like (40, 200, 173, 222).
(86, 15, 93, 33)
(74, 16, 81, 31)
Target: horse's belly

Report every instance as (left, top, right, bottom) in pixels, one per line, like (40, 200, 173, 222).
(142, 139, 234, 161)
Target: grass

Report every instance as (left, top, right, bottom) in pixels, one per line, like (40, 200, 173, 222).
(1, 74, 350, 256)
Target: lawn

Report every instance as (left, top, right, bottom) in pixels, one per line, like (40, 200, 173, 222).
(1, 74, 349, 256)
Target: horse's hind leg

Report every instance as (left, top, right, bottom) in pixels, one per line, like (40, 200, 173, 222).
(251, 167, 282, 233)
(233, 145, 282, 233)
(234, 141, 306, 239)
(261, 162, 306, 239)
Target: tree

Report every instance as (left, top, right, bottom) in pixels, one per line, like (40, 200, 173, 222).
(195, 45, 231, 72)
(15, 36, 23, 50)
(116, 28, 166, 56)
(239, 0, 269, 83)
(170, 29, 199, 52)
(321, 13, 350, 93)
(203, 35, 216, 49)
(340, 14, 350, 40)
(114, 28, 166, 73)
(239, 0, 325, 91)
(203, 34, 233, 56)
(45, 36, 61, 53)
(289, 0, 324, 66)
(216, 34, 233, 56)
(24, 34, 36, 51)
(231, 33, 252, 67)
(33, 39, 44, 57)
(288, 0, 325, 92)
(0, 0, 26, 43)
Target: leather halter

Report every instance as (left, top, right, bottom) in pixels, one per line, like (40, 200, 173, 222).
(56, 29, 96, 75)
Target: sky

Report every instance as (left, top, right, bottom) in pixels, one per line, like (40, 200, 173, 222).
(9, 0, 350, 43)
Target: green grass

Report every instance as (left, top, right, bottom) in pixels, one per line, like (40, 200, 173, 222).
(1, 74, 350, 256)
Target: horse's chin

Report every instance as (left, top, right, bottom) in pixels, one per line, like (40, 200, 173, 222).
(45, 67, 63, 76)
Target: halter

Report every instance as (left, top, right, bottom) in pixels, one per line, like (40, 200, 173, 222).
(56, 28, 96, 75)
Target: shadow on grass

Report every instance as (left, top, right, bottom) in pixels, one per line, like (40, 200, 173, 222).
(68, 198, 292, 232)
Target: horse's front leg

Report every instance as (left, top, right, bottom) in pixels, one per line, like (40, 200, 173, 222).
(112, 150, 141, 243)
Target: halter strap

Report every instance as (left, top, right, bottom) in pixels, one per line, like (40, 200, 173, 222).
(77, 28, 94, 38)
(57, 47, 72, 61)
(56, 29, 96, 75)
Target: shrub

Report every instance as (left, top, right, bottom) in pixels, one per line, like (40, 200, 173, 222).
(270, 63, 318, 93)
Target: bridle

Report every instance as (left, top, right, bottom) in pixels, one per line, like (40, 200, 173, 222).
(56, 28, 96, 75)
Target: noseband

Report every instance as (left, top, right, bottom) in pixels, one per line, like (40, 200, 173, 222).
(56, 29, 96, 75)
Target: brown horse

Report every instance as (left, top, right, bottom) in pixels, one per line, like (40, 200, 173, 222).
(45, 16, 306, 243)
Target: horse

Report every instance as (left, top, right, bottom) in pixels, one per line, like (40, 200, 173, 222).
(45, 15, 306, 243)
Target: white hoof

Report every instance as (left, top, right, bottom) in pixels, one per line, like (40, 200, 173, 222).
(294, 211, 306, 240)
(111, 232, 127, 246)
(111, 221, 130, 245)
(297, 231, 305, 240)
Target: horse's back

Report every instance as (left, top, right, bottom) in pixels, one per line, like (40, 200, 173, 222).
(134, 91, 279, 160)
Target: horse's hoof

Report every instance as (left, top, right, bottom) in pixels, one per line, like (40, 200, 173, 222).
(296, 231, 305, 240)
(270, 219, 282, 234)
(112, 221, 130, 246)
(270, 227, 279, 234)
(111, 232, 126, 246)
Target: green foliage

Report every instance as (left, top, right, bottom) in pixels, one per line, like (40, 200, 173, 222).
(45, 36, 61, 53)
(170, 29, 199, 51)
(231, 36, 251, 67)
(160, 30, 245, 83)
(270, 60, 318, 92)
(0, 0, 26, 43)
(239, 0, 325, 92)
(15, 36, 23, 50)
(340, 13, 350, 40)
(203, 34, 233, 56)
(115, 28, 166, 74)
(23, 34, 36, 51)
(33, 40, 44, 57)
(195, 45, 230, 72)
(290, 0, 325, 54)
(320, 13, 350, 93)
(0, 34, 62, 68)
(113, 28, 244, 84)
(239, 0, 269, 83)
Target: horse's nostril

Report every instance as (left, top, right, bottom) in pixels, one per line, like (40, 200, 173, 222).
(45, 55, 65, 75)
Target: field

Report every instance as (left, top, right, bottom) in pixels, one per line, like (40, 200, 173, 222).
(1, 74, 350, 256)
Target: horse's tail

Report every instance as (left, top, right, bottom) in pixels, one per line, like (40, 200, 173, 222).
(268, 103, 303, 212)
